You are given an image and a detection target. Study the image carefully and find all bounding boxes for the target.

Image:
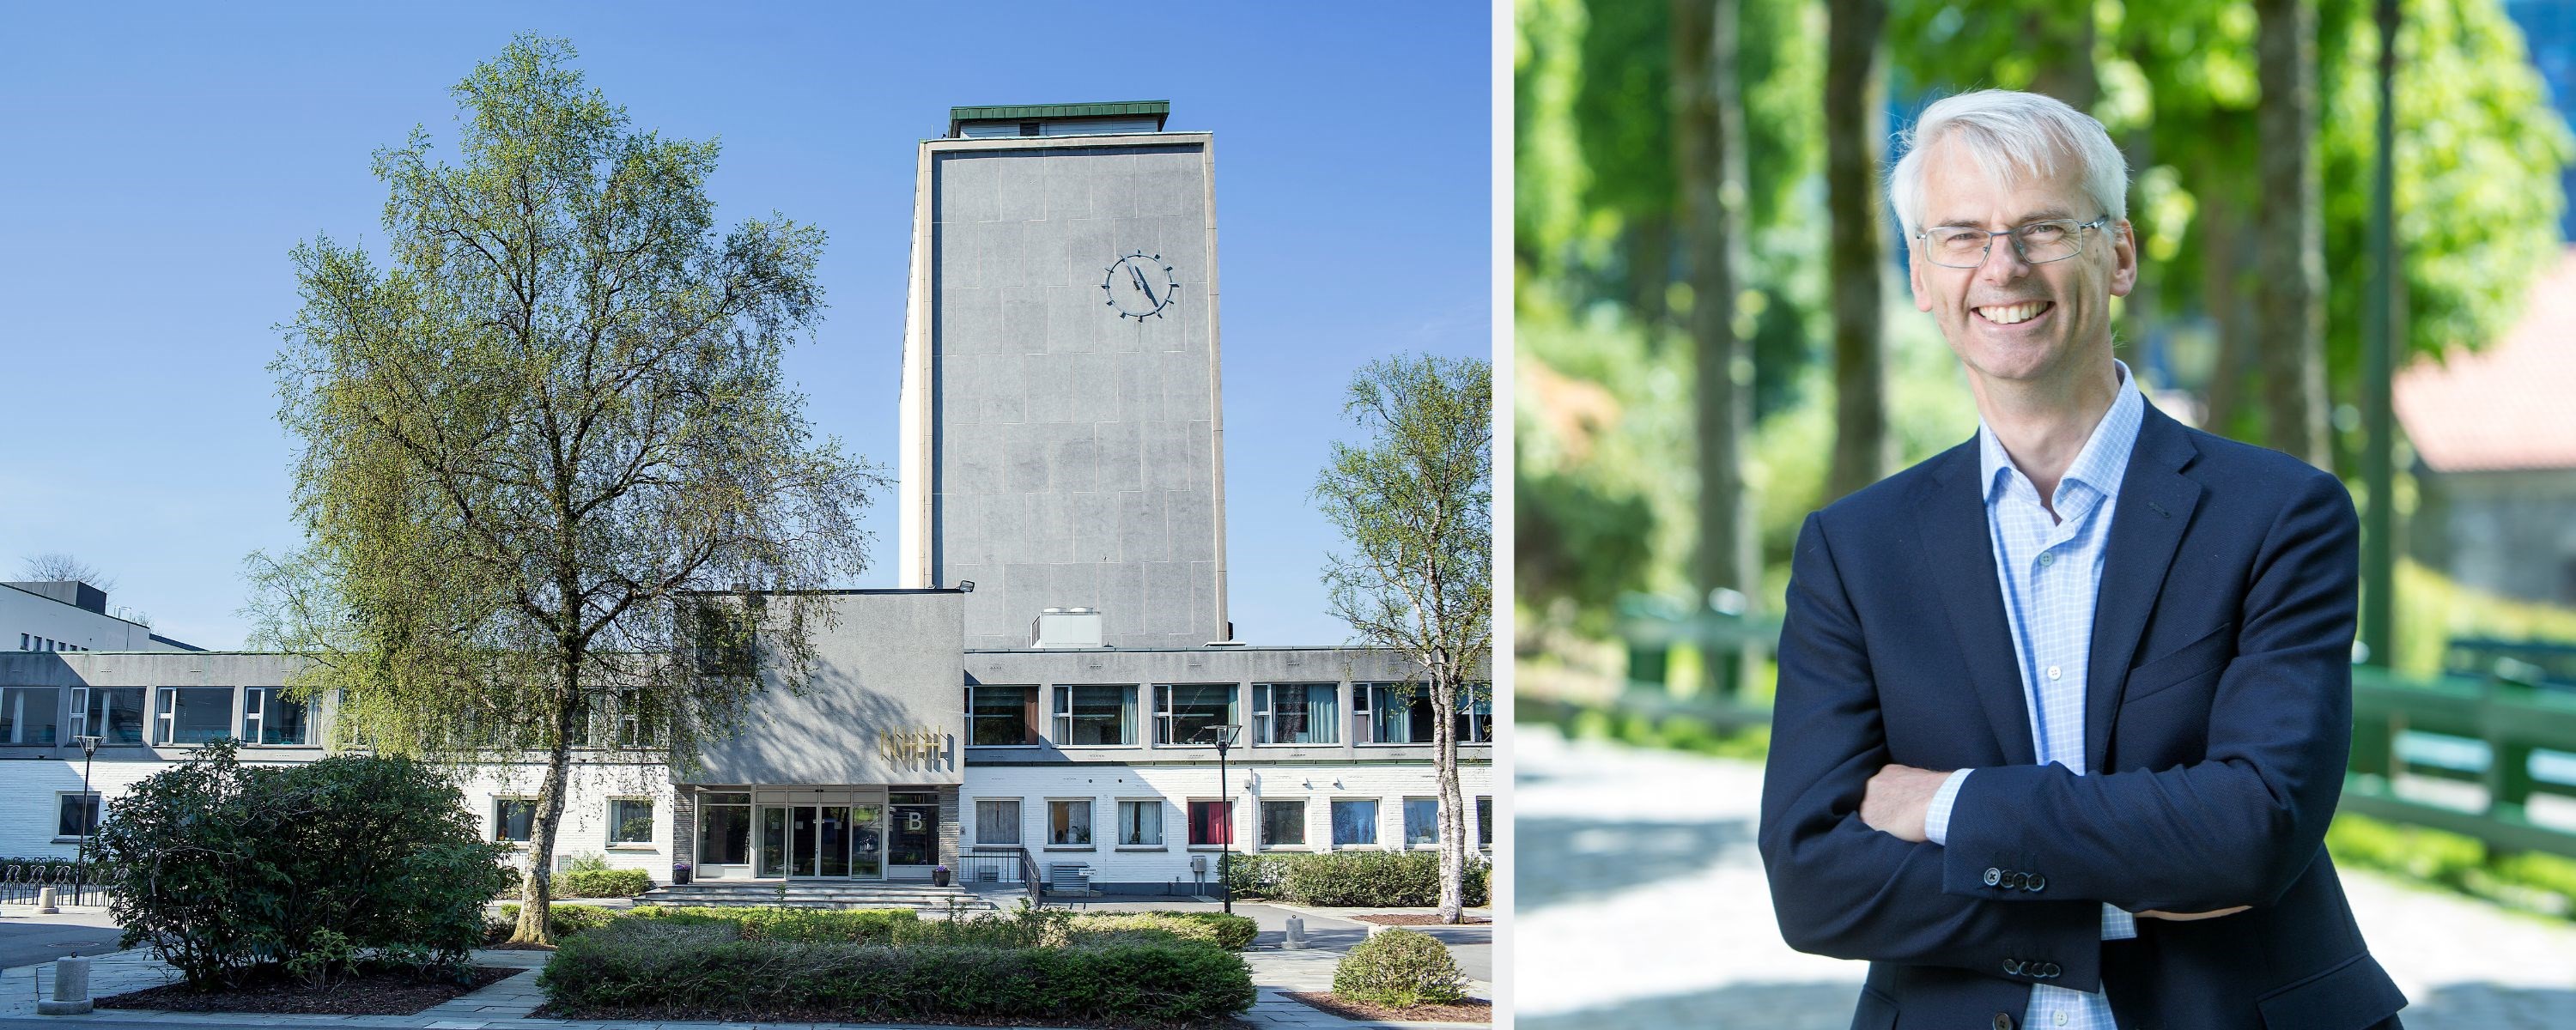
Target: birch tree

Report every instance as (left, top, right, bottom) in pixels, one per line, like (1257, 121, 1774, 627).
(251, 35, 881, 945)
(1315, 354, 1493, 924)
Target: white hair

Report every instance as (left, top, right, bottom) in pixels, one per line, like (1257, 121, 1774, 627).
(1886, 89, 2128, 237)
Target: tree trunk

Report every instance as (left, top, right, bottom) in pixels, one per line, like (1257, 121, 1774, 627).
(1626, 215, 1674, 337)
(1825, 0, 1889, 504)
(2198, 139, 2253, 439)
(2256, 0, 2331, 468)
(2118, 126, 2157, 382)
(510, 655, 583, 946)
(1433, 667, 1466, 924)
(1675, 0, 1754, 694)
(2026, 5, 2099, 113)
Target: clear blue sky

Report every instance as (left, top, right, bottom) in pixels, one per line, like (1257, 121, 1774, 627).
(0, 3, 1492, 650)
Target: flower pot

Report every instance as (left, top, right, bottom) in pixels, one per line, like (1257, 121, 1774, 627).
(932, 869, 951, 887)
(672, 866, 692, 886)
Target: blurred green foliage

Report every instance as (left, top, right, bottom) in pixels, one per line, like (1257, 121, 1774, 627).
(1515, 0, 2570, 633)
(2328, 812, 2576, 920)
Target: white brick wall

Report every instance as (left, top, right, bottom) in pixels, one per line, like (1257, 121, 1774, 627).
(3, 754, 1494, 894)
(0, 755, 677, 881)
(961, 761, 1496, 891)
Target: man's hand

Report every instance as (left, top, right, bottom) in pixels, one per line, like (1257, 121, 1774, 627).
(2137, 906, 2251, 921)
(1861, 763, 1952, 843)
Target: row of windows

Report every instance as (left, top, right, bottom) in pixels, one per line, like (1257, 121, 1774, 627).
(490, 797, 657, 845)
(18, 634, 86, 652)
(1, 685, 310, 747)
(971, 796, 1495, 851)
(967, 682, 1494, 748)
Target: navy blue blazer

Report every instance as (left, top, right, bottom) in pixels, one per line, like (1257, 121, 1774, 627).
(1759, 401, 2408, 1030)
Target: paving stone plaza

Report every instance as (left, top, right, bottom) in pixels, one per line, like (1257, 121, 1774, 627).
(1516, 729, 2576, 1029)
(0, 901, 1489, 1030)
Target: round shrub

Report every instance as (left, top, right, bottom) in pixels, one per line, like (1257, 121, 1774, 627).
(95, 741, 512, 988)
(1332, 928, 1467, 1008)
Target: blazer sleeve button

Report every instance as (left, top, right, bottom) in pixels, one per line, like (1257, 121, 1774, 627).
(1994, 1013, 2016, 1030)
(2002, 958, 2023, 975)
(1985, 867, 2003, 887)
(2042, 962, 2061, 978)
(2026, 873, 2046, 892)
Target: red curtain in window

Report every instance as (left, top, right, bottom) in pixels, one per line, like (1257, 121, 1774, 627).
(1189, 800, 1232, 845)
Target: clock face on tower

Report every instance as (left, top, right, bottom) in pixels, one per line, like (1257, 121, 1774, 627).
(1101, 251, 1179, 320)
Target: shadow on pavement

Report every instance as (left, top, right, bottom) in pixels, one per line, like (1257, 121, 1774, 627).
(1519, 979, 1862, 1030)
(1517, 815, 1753, 912)
(1522, 979, 2576, 1030)
(2401, 982, 2576, 1029)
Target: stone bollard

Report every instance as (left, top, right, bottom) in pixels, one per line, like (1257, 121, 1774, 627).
(35, 887, 58, 914)
(37, 954, 93, 1015)
(1283, 916, 1305, 950)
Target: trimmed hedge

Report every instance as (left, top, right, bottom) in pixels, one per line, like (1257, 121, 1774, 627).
(539, 918, 1255, 1024)
(1069, 912, 1259, 951)
(1225, 850, 1490, 907)
(1334, 928, 1467, 1007)
(493, 903, 619, 942)
(626, 906, 917, 943)
(557, 868, 653, 898)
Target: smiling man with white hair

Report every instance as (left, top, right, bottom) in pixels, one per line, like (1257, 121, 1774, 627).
(1758, 89, 2407, 1030)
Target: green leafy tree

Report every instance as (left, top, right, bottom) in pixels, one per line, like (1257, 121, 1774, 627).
(251, 35, 881, 945)
(1315, 354, 1493, 924)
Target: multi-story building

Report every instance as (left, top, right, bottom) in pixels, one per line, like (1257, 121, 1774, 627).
(4, 580, 197, 657)
(0, 102, 1493, 895)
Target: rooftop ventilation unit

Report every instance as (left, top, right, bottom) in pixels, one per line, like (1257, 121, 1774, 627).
(1032, 609, 1105, 649)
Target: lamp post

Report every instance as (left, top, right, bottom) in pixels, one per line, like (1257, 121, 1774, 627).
(72, 735, 100, 904)
(1195, 723, 1241, 914)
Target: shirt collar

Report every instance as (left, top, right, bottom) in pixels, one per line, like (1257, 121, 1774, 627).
(1977, 359, 2145, 508)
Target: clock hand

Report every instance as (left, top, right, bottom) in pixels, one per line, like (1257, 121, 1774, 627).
(1127, 264, 1151, 303)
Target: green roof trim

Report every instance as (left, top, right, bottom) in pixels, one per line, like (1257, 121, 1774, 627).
(949, 100, 1170, 122)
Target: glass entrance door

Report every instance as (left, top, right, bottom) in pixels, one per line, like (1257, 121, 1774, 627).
(850, 803, 883, 878)
(756, 803, 884, 880)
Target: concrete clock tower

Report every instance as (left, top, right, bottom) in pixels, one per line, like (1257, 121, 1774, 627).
(896, 101, 1230, 651)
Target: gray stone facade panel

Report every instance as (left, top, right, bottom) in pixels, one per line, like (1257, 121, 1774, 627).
(925, 139, 1226, 651)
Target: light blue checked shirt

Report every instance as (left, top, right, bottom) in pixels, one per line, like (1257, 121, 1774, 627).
(1923, 359, 2144, 1030)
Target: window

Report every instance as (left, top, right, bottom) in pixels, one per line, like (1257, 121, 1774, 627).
(1053, 684, 1136, 745)
(1403, 797, 1439, 846)
(1357, 683, 1491, 744)
(1254, 683, 1338, 745)
(1048, 799, 1093, 846)
(83, 687, 144, 744)
(683, 599, 756, 676)
(609, 798, 653, 844)
(975, 798, 1022, 845)
(1187, 800, 1232, 846)
(2, 686, 59, 744)
(1116, 800, 1163, 846)
(969, 685, 1039, 746)
(493, 798, 536, 843)
(1457, 686, 1494, 743)
(155, 686, 234, 744)
(697, 792, 751, 865)
(613, 690, 662, 748)
(57, 792, 100, 839)
(1261, 800, 1306, 848)
(1018, 120, 1041, 136)
(1332, 799, 1379, 847)
(1154, 683, 1237, 745)
(241, 688, 311, 746)
(1477, 797, 1493, 847)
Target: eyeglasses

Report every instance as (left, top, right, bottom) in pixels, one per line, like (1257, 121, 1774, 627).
(1914, 215, 2111, 270)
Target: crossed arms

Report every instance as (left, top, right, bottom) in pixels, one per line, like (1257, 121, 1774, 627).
(1755, 471, 2360, 991)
